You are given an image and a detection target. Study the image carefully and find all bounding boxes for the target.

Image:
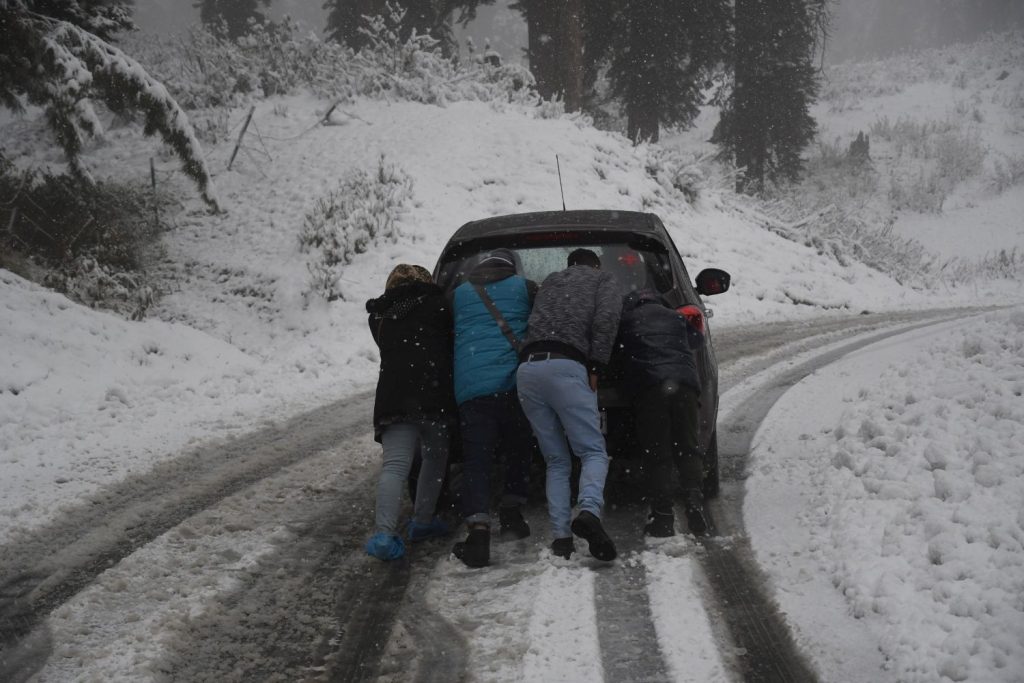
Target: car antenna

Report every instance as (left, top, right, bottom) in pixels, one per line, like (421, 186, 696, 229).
(556, 154, 567, 211)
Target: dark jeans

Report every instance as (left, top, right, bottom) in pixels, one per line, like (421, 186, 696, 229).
(458, 390, 534, 524)
(634, 381, 701, 510)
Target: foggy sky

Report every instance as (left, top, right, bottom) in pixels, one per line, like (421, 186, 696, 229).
(132, 0, 1023, 65)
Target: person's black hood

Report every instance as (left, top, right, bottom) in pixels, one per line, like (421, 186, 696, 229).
(366, 280, 441, 317)
(621, 288, 666, 312)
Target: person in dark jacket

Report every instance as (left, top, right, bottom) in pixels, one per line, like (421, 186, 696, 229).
(364, 264, 456, 561)
(616, 288, 709, 537)
(516, 248, 622, 562)
(450, 249, 537, 568)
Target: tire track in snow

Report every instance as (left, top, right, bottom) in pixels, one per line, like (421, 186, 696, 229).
(0, 391, 373, 675)
(699, 315, 963, 681)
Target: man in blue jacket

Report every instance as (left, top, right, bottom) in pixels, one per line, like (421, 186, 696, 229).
(616, 289, 709, 537)
(451, 249, 537, 567)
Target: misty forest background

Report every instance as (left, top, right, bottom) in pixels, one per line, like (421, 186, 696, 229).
(0, 0, 1022, 317)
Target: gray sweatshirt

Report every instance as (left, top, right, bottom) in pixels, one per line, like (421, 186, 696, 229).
(521, 265, 622, 367)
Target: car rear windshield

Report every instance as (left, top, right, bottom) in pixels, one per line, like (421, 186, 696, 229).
(436, 231, 675, 296)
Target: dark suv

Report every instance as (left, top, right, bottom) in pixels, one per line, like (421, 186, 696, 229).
(434, 210, 730, 497)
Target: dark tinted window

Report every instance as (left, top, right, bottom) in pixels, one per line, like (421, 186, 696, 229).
(437, 233, 675, 296)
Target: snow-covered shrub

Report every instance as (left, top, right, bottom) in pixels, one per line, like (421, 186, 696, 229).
(298, 156, 413, 302)
(342, 5, 536, 107)
(871, 117, 986, 213)
(644, 149, 710, 204)
(990, 154, 1024, 194)
(131, 8, 536, 113)
(0, 159, 161, 318)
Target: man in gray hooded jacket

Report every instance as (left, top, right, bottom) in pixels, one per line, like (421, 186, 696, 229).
(515, 248, 622, 561)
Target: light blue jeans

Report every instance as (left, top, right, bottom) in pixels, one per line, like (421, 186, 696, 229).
(375, 421, 450, 535)
(516, 358, 609, 539)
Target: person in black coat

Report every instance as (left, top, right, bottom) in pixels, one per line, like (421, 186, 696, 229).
(616, 288, 710, 537)
(364, 264, 456, 561)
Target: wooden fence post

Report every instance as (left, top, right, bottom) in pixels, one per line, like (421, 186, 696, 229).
(228, 105, 256, 171)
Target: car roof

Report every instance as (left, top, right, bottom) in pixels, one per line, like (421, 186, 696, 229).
(450, 210, 663, 242)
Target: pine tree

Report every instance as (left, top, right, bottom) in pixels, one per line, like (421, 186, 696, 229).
(714, 0, 824, 193)
(324, 0, 487, 52)
(606, 0, 729, 143)
(0, 0, 220, 210)
(195, 0, 270, 40)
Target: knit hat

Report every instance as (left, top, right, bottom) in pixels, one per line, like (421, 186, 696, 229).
(478, 248, 516, 268)
(385, 264, 432, 289)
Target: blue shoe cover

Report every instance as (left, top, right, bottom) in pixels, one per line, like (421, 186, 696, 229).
(365, 532, 405, 561)
(407, 517, 450, 542)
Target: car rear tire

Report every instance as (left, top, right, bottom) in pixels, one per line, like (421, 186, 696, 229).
(702, 430, 720, 499)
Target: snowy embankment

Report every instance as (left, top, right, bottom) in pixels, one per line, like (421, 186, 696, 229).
(746, 309, 1024, 682)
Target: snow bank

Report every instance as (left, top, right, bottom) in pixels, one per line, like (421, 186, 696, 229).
(747, 309, 1024, 682)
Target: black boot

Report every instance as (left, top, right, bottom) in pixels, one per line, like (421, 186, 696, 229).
(498, 505, 531, 540)
(683, 489, 710, 537)
(452, 526, 490, 567)
(551, 537, 575, 559)
(570, 511, 617, 561)
(644, 506, 675, 538)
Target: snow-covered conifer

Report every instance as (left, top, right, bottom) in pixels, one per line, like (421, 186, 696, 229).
(0, 1, 220, 210)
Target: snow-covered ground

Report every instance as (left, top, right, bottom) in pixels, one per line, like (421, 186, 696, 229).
(2, 31, 1024, 682)
(747, 309, 1024, 682)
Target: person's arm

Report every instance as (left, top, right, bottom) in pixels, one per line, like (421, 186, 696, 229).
(589, 272, 623, 367)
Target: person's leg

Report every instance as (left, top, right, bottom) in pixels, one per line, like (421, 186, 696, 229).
(542, 360, 609, 520)
(458, 397, 501, 527)
(670, 389, 703, 491)
(496, 391, 534, 538)
(375, 423, 419, 534)
(411, 420, 450, 526)
(671, 389, 709, 535)
(634, 383, 676, 511)
(367, 423, 416, 560)
(499, 391, 534, 507)
(517, 362, 574, 541)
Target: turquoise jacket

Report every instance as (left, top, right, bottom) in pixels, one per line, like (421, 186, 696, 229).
(453, 275, 531, 405)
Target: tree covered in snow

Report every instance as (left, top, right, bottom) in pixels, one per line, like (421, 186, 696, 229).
(324, 0, 491, 53)
(195, 0, 269, 40)
(606, 0, 730, 143)
(0, 0, 220, 210)
(714, 0, 825, 193)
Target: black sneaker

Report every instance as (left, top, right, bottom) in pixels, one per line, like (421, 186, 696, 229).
(683, 489, 710, 537)
(644, 508, 675, 538)
(551, 537, 575, 559)
(498, 506, 531, 540)
(570, 511, 617, 561)
(452, 527, 490, 567)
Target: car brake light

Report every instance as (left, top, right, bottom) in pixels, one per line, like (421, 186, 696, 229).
(677, 305, 705, 334)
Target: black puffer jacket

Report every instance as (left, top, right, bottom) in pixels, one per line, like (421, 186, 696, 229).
(367, 281, 455, 441)
(615, 290, 701, 401)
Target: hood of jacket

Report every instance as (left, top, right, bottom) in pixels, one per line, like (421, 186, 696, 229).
(366, 281, 441, 319)
(622, 288, 667, 312)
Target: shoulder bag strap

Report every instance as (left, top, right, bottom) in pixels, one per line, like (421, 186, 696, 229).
(471, 282, 522, 352)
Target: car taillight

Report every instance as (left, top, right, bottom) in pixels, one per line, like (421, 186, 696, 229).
(677, 305, 705, 334)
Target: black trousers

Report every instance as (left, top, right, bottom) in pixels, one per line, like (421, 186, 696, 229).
(633, 381, 702, 510)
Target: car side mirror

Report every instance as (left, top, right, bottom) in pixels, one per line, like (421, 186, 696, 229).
(695, 268, 730, 296)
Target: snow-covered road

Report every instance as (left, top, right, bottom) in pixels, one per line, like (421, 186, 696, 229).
(6, 307, 1019, 682)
